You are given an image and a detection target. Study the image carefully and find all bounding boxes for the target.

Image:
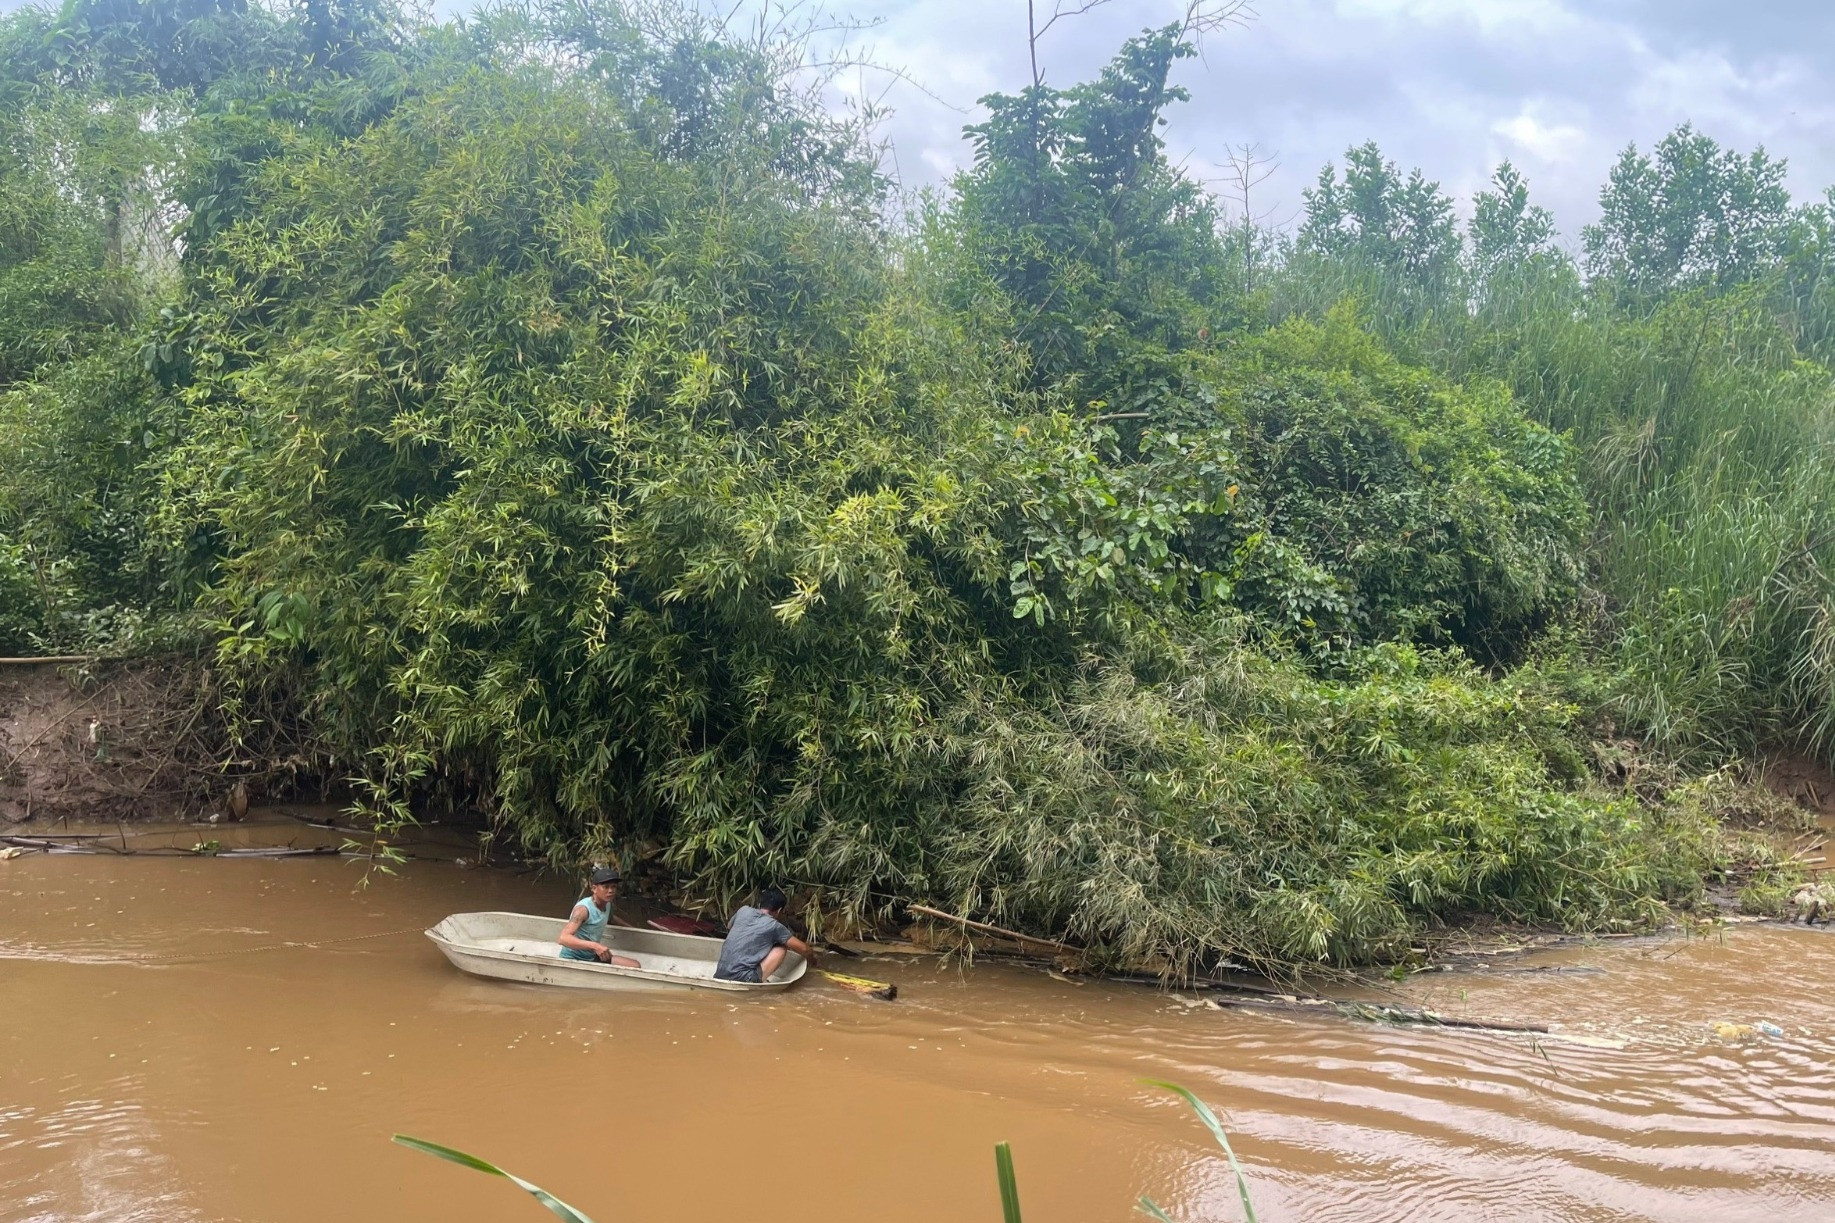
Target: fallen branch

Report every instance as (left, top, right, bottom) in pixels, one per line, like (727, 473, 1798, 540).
(906, 903, 1082, 955)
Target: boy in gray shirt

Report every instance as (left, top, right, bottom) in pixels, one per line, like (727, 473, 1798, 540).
(713, 887, 817, 982)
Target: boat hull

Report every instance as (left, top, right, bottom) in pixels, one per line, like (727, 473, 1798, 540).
(425, 911, 804, 993)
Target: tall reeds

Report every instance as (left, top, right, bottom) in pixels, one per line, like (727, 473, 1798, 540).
(1263, 250, 1835, 766)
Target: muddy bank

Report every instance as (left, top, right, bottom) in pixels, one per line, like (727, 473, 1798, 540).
(6, 657, 1826, 982)
(0, 657, 314, 824)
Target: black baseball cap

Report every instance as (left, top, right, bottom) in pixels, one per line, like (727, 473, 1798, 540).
(588, 866, 622, 885)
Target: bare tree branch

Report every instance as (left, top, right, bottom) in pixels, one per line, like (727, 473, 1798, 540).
(1222, 141, 1279, 225)
(1028, 0, 1255, 87)
(1179, 0, 1256, 57)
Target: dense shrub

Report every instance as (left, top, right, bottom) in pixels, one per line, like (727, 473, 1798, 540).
(1, 0, 1813, 974)
(0, 83, 176, 651)
(143, 13, 1690, 975)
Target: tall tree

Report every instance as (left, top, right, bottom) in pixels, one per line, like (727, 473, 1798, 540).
(950, 23, 1231, 411)
(1468, 162, 1558, 276)
(1298, 142, 1459, 290)
(1583, 124, 1792, 301)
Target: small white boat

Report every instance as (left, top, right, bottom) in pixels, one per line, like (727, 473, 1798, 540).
(424, 911, 805, 993)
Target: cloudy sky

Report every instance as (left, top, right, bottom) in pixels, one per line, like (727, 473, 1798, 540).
(822, 0, 1835, 244)
(9, 0, 1830, 243)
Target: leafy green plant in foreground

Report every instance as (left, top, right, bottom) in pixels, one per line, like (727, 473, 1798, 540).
(1136, 1080, 1259, 1223)
(988, 1081, 1257, 1221)
(392, 1134, 596, 1223)
(995, 1141, 1023, 1223)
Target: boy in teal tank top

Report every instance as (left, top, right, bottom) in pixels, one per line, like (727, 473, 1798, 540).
(558, 867, 641, 966)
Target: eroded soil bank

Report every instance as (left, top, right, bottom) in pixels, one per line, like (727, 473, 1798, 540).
(4, 837, 1834, 1223)
(0, 660, 281, 824)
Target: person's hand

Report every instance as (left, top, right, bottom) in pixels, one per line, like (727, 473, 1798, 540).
(595, 945, 613, 963)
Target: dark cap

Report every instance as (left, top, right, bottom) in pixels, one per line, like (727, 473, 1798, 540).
(588, 866, 622, 886)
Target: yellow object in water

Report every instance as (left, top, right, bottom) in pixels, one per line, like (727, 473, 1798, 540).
(820, 971, 898, 1001)
(1713, 1022, 1757, 1041)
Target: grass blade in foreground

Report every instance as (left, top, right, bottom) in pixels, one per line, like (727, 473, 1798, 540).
(994, 1140, 1023, 1223)
(392, 1134, 597, 1223)
(1136, 1196, 1177, 1221)
(1138, 1080, 1258, 1223)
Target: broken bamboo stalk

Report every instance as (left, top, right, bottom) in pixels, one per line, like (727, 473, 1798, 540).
(820, 970, 898, 1001)
(905, 903, 1081, 955)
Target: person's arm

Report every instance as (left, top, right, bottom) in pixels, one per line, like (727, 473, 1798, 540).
(784, 934, 818, 968)
(558, 905, 610, 960)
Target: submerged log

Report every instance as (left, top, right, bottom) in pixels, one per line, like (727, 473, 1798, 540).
(1203, 992, 1548, 1034)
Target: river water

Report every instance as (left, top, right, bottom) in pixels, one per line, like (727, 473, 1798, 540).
(4, 822, 1834, 1222)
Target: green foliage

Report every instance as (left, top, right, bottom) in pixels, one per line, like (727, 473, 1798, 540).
(165, 33, 1012, 871)
(1584, 125, 1794, 302)
(393, 1134, 597, 1223)
(6, 0, 291, 96)
(994, 1142, 1022, 1223)
(1299, 141, 1460, 294)
(1203, 309, 1584, 654)
(951, 25, 1232, 410)
(998, 306, 1587, 656)
(1467, 162, 1567, 302)
(918, 636, 1709, 973)
(140, 7, 1680, 975)
(1265, 126, 1835, 770)
(0, 345, 168, 651)
(0, 0, 1799, 976)
(0, 92, 154, 387)
(0, 81, 181, 650)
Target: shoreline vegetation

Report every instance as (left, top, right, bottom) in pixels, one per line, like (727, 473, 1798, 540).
(2, 0, 1830, 979)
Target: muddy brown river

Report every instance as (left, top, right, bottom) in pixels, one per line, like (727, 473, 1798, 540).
(4, 822, 1834, 1222)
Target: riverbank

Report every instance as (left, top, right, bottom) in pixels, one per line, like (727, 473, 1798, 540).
(6, 656, 1828, 981)
(0, 657, 268, 824)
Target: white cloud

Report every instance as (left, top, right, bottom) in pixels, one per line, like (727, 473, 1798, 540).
(1337, 0, 1588, 40)
(1492, 111, 1588, 164)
